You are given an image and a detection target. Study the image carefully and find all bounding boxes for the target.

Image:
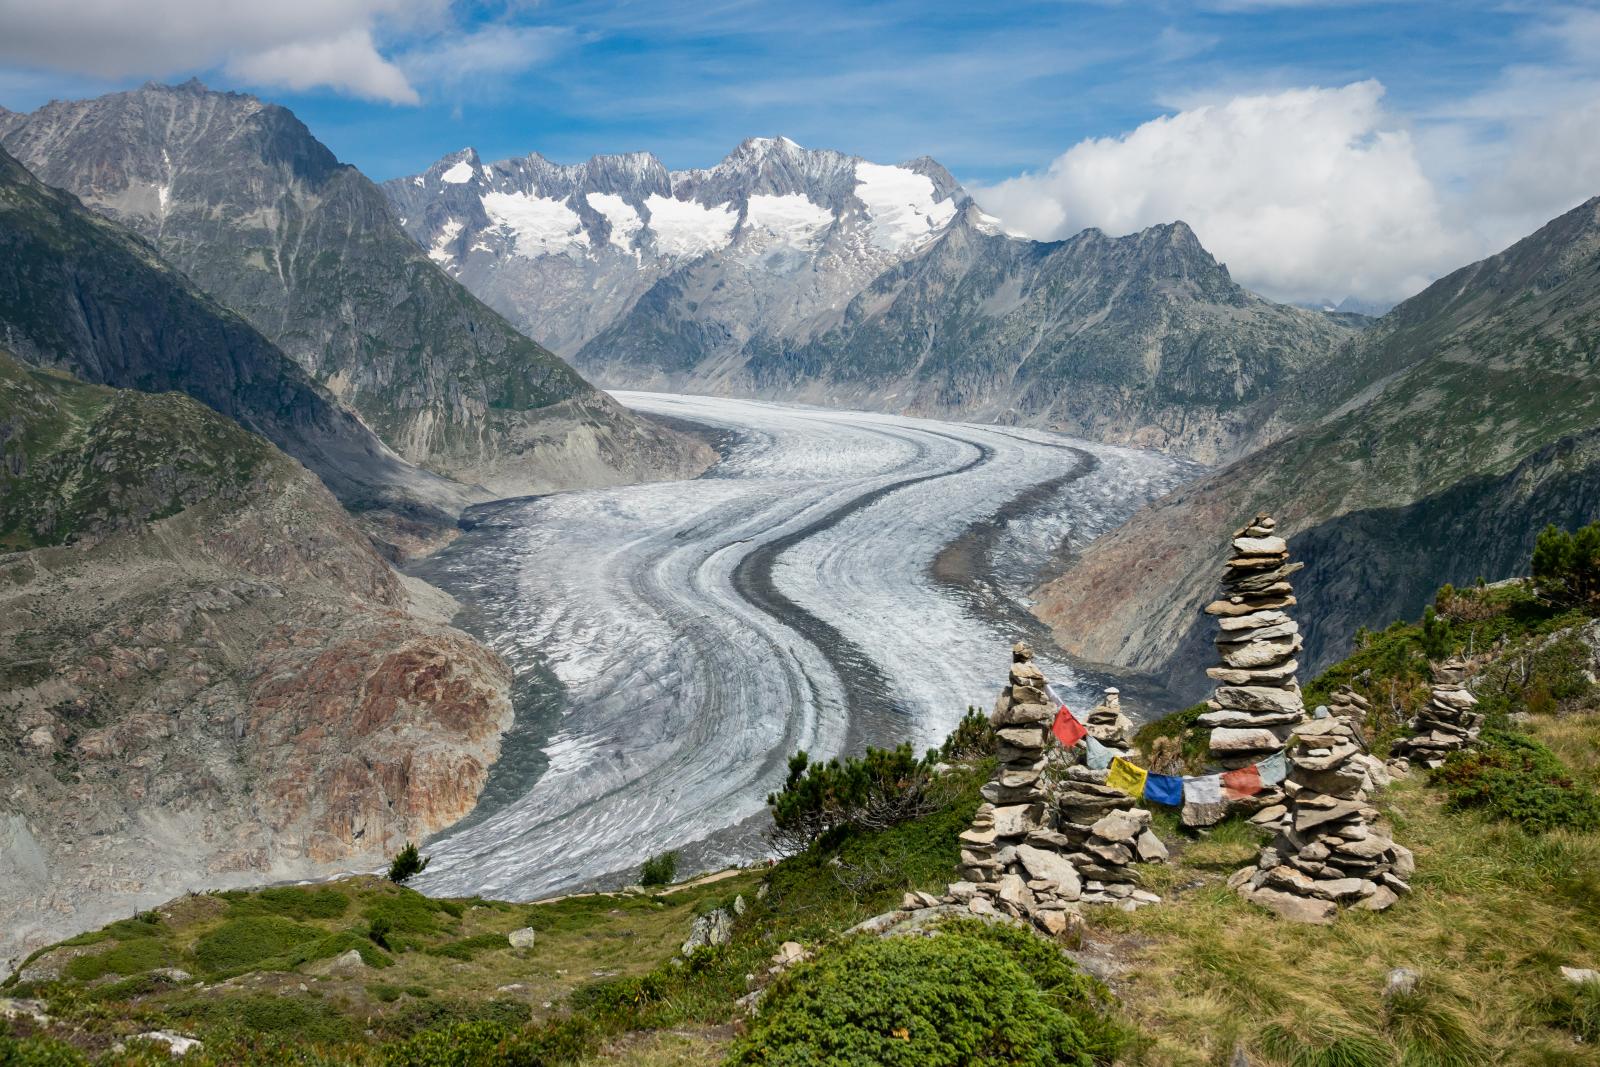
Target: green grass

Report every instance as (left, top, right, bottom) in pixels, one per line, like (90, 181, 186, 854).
(61, 937, 177, 981)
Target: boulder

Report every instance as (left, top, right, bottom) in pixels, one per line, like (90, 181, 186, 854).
(508, 927, 537, 949)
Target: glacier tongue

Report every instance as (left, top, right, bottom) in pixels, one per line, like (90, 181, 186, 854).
(407, 394, 1189, 900)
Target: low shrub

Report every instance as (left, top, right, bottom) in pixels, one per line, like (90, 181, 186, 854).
(727, 919, 1125, 1067)
(1132, 703, 1209, 774)
(939, 707, 995, 763)
(62, 936, 176, 981)
(379, 1017, 593, 1067)
(767, 743, 941, 855)
(639, 850, 678, 887)
(221, 886, 350, 921)
(422, 933, 510, 961)
(191, 915, 323, 975)
(1432, 730, 1600, 833)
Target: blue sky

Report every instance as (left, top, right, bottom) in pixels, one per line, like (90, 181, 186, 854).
(2, 0, 1598, 302)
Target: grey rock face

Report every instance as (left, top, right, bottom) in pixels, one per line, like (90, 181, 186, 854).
(1, 82, 709, 497)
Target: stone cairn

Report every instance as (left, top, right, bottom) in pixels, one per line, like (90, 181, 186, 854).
(950, 643, 1086, 937)
(1190, 513, 1307, 826)
(1391, 658, 1483, 768)
(1231, 715, 1413, 923)
(1084, 687, 1134, 760)
(1052, 690, 1167, 906)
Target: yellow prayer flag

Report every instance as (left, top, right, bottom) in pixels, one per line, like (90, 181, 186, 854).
(1105, 755, 1147, 799)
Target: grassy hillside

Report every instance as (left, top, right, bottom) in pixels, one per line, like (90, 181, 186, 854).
(5, 580, 1599, 1065)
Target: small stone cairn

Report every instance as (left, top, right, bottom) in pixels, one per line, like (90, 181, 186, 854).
(1391, 658, 1483, 768)
(1052, 692, 1167, 906)
(1327, 686, 1370, 722)
(1084, 687, 1135, 760)
(1231, 715, 1413, 923)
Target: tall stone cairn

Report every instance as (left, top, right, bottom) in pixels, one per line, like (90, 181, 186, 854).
(952, 643, 1085, 936)
(1202, 514, 1308, 769)
(1391, 658, 1483, 768)
(1231, 716, 1413, 923)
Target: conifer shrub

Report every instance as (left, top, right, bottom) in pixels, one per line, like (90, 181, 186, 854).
(939, 707, 995, 762)
(1532, 521, 1600, 611)
(1432, 730, 1600, 833)
(639, 850, 678, 887)
(387, 843, 430, 884)
(766, 744, 940, 854)
(727, 920, 1125, 1067)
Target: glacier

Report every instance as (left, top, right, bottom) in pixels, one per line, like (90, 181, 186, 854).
(407, 394, 1193, 900)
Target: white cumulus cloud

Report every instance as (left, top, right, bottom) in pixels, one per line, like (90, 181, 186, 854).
(973, 81, 1475, 305)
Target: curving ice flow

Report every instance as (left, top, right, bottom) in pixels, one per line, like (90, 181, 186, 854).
(408, 394, 1192, 901)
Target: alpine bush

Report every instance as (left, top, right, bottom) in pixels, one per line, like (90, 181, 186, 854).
(728, 920, 1122, 1066)
(387, 843, 430, 884)
(639, 850, 678, 887)
(1432, 730, 1600, 833)
(1532, 521, 1600, 611)
(766, 744, 940, 855)
(939, 707, 995, 762)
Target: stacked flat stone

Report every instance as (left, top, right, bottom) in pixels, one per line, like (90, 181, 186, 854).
(1327, 686, 1370, 722)
(1231, 716, 1413, 923)
(1202, 514, 1307, 769)
(951, 643, 1084, 936)
(1391, 658, 1483, 768)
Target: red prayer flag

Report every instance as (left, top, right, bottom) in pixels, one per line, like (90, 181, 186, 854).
(1222, 764, 1263, 800)
(1051, 706, 1087, 748)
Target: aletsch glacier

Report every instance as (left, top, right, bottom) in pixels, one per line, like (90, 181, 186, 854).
(408, 394, 1192, 901)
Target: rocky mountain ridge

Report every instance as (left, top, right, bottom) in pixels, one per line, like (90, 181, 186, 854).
(0, 143, 471, 552)
(0, 81, 712, 498)
(387, 137, 1358, 462)
(0, 349, 513, 967)
(1034, 194, 1600, 700)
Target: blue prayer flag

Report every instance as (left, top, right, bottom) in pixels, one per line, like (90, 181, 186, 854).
(1143, 772, 1184, 806)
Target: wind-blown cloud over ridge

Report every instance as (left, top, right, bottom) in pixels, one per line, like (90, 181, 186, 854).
(973, 81, 1470, 306)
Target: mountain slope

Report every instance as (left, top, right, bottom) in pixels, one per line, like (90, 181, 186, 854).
(742, 208, 1359, 460)
(0, 143, 468, 540)
(0, 81, 710, 495)
(388, 138, 1356, 461)
(1034, 195, 1600, 699)
(0, 348, 512, 965)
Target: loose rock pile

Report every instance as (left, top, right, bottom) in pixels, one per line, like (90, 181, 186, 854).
(1391, 658, 1483, 768)
(1201, 513, 1307, 772)
(1232, 716, 1413, 923)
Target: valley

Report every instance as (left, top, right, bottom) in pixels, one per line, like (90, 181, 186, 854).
(406, 394, 1193, 902)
